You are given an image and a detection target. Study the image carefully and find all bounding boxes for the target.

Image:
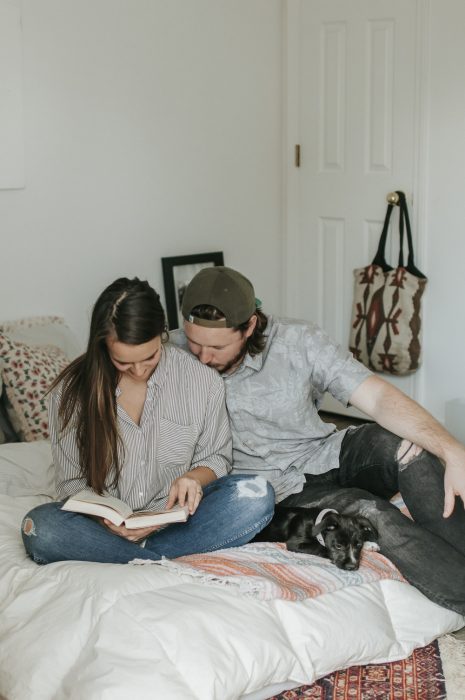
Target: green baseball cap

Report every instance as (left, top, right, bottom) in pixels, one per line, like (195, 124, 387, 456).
(181, 266, 257, 328)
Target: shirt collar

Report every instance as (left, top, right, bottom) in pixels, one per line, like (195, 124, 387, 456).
(115, 343, 169, 395)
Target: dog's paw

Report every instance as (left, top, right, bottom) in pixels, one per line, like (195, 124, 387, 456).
(363, 540, 380, 552)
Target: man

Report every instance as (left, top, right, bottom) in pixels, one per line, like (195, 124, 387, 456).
(171, 265, 465, 618)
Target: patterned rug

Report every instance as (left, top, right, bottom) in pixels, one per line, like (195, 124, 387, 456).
(269, 640, 446, 699)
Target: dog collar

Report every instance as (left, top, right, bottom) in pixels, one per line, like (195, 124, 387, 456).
(314, 508, 338, 547)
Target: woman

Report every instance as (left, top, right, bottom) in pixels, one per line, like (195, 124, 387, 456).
(22, 277, 274, 564)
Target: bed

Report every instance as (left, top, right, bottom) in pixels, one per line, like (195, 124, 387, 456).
(0, 317, 463, 700)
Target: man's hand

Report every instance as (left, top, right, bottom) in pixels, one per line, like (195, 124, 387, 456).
(102, 520, 163, 542)
(443, 445, 465, 517)
(166, 474, 203, 515)
(350, 375, 465, 517)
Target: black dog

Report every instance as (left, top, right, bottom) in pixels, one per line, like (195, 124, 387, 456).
(253, 506, 379, 571)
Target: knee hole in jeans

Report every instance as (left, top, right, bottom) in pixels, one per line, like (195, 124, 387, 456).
(396, 440, 423, 469)
(22, 517, 36, 537)
(236, 476, 270, 499)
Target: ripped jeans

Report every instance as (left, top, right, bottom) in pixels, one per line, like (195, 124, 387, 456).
(281, 423, 465, 616)
(22, 474, 275, 565)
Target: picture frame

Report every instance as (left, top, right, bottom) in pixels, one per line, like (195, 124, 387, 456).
(162, 251, 224, 329)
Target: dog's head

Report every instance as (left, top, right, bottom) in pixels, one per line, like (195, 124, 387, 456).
(312, 513, 378, 571)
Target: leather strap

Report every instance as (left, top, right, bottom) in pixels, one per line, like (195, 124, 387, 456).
(372, 191, 426, 279)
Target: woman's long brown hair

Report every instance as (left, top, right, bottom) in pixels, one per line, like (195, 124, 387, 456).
(50, 278, 167, 493)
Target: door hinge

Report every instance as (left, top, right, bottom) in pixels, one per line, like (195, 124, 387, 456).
(294, 144, 301, 168)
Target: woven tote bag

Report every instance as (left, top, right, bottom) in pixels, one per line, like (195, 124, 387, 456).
(349, 191, 427, 375)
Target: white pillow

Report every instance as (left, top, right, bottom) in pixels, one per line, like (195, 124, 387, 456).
(0, 317, 81, 443)
(0, 316, 82, 359)
(0, 334, 69, 442)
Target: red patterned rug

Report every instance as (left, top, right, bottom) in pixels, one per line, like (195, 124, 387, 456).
(269, 640, 446, 699)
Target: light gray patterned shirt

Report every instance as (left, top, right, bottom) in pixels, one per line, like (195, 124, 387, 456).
(50, 343, 232, 510)
(171, 317, 371, 502)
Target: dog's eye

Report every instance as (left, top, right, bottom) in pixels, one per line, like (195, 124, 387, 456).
(334, 544, 343, 550)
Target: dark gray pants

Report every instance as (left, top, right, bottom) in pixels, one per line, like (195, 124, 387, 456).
(281, 423, 465, 616)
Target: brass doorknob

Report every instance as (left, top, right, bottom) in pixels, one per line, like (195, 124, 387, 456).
(386, 191, 400, 205)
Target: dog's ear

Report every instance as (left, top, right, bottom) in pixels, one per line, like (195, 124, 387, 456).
(312, 513, 339, 537)
(358, 517, 379, 543)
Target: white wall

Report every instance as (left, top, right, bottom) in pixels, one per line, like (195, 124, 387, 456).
(422, 0, 465, 435)
(3, 0, 465, 434)
(0, 0, 283, 342)
(0, 0, 24, 188)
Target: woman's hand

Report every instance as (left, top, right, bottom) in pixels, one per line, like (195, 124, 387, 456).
(102, 519, 163, 542)
(166, 475, 203, 515)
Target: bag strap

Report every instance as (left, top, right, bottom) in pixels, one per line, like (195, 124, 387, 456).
(398, 193, 406, 268)
(397, 191, 426, 278)
(372, 201, 395, 272)
(372, 191, 426, 279)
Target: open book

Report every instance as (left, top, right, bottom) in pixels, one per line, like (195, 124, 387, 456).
(61, 489, 189, 529)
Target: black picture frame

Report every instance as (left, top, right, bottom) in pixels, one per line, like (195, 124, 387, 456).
(162, 252, 224, 330)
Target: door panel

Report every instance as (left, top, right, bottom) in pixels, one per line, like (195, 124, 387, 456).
(285, 0, 421, 414)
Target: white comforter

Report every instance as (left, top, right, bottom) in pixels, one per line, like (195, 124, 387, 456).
(0, 442, 463, 700)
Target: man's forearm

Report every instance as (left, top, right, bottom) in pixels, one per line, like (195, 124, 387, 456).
(349, 375, 460, 462)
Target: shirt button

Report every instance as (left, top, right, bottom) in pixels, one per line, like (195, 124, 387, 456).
(139, 491, 143, 497)
(141, 460, 146, 466)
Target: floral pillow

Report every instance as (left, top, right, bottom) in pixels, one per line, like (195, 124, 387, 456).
(0, 334, 69, 442)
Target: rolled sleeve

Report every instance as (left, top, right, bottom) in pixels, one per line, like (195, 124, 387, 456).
(310, 327, 372, 406)
(49, 389, 87, 500)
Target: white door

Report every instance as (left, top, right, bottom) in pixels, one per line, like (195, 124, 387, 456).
(284, 0, 427, 416)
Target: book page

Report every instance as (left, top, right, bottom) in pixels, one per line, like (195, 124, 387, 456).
(65, 489, 133, 519)
(62, 491, 189, 528)
(131, 504, 187, 517)
(124, 504, 189, 529)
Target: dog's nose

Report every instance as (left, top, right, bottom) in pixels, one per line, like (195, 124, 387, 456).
(344, 563, 358, 571)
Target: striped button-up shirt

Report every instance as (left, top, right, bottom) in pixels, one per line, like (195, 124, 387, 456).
(51, 343, 232, 510)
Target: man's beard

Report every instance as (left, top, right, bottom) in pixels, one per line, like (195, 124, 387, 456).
(209, 337, 248, 375)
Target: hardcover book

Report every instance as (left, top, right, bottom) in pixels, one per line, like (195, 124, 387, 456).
(61, 489, 189, 529)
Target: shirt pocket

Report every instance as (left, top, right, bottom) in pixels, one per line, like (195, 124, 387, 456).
(157, 417, 197, 471)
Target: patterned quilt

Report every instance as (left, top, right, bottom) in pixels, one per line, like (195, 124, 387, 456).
(150, 542, 406, 601)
